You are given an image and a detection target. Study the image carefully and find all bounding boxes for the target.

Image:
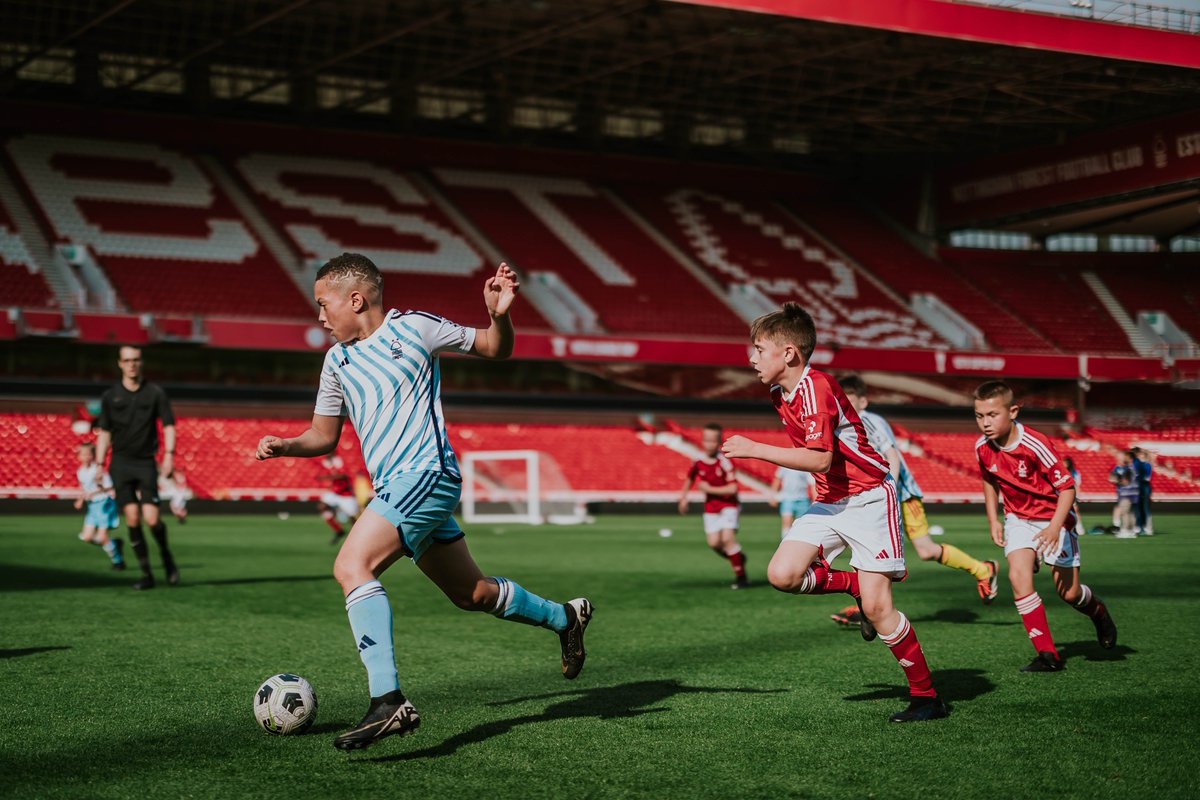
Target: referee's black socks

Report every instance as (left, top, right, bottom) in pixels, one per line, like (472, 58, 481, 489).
(128, 524, 152, 575)
(151, 522, 179, 584)
(150, 521, 169, 550)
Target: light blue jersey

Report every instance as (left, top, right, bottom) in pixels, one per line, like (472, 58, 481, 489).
(315, 309, 476, 489)
(858, 409, 923, 502)
(78, 463, 119, 529)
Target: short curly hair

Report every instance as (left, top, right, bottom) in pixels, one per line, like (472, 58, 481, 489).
(316, 252, 383, 301)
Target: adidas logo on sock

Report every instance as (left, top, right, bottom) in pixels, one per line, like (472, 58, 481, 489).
(1028, 628, 1043, 638)
(358, 635, 377, 651)
(898, 658, 915, 668)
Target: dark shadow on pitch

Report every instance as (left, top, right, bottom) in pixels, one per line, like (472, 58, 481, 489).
(1058, 639, 1137, 663)
(361, 679, 787, 763)
(177, 574, 329, 588)
(0, 563, 132, 591)
(909, 608, 1019, 626)
(0, 645, 71, 659)
(842, 668, 995, 705)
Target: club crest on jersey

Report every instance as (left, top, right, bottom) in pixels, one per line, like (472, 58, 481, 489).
(389, 338, 404, 360)
(1017, 460, 1028, 478)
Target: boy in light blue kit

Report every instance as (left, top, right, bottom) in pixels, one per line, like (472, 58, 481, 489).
(256, 254, 592, 752)
(75, 441, 125, 569)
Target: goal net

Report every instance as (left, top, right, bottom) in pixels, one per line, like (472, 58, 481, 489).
(462, 450, 588, 525)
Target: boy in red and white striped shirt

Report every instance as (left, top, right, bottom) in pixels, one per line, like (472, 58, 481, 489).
(722, 303, 946, 723)
(973, 380, 1117, 672)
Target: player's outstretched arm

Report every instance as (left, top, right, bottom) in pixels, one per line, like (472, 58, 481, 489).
(471, 262, 519, 359)
(722, 435, 833, 473)
(256, 414, 344, 461)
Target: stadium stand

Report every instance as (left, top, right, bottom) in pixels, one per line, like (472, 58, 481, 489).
(0, 188, 56, 308)
(230, 154, 543, 328)
(1065, 252, 1199, 342)
(451, 422, 692, 493)
(622, 186, 943, 349)
(433, 172, 748, 336)
(792, 201, 1057, 352)
(3, 410, 1197, 501)
(939, 248, 1137, 355)
(4, 135, 314, 318)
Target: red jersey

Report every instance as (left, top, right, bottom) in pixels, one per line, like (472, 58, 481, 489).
(975, 423, 1076, 521)
(322, 456, 354, 496)
(687, 455, 739, 513)
(771, 367, 889, 503)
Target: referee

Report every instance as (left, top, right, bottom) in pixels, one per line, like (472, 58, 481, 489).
(95, 345, 179, 590)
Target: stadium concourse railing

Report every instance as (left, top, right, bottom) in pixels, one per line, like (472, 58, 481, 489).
(3, 307, 1199, 384)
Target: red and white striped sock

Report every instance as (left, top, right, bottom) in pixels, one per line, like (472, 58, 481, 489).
(1015, 592, 1058, 656)
(880, 612, 936, 698)
(726, 546, 746, 578)
(800, 562, 859, 596)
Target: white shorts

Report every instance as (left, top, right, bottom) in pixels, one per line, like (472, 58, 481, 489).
(702, 506, 740, 534)
(783, 481, 906, 578)
(321, 492, 361, 523)
(1004, 514, 1080, 568)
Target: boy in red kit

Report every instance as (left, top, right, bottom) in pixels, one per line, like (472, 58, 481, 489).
(722, 303, 946, 723)
(973, 381, 1117, 672)
(679, 423, 749, 589)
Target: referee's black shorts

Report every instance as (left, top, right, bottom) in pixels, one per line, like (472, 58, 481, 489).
(110, 457, 160, 507)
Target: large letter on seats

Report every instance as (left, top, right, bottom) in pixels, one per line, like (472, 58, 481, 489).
(436, 169, 634, 286)
(6, 135, 257, 262)
(237, 154, 481, 275)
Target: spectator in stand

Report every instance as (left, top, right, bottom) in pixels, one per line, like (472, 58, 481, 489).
(1132, 447, 1154, 536)
(1108, 452, 1139, 539)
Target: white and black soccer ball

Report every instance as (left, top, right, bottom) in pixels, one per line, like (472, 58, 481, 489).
(253, 673, 317, 735)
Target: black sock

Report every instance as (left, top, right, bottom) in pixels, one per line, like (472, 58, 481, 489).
(129, 525, 152, 576)
(151, 522, 175, 569)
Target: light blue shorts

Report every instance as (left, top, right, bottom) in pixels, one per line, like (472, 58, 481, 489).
(367, 471, 465, 562)
(85, 498, 119, 530)
(780, 498, 811, 517)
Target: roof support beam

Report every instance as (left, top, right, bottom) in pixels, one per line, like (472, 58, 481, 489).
(116, 0, 320, 91)
(1, 0, 141, 80)
(338, 0, 648, 112)
(1073, 192, 1200, 232)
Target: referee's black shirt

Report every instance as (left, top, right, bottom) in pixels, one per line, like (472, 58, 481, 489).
(97, 382, 175, 460)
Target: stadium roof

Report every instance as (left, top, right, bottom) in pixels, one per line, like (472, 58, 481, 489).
(3, 0, 1200, 171)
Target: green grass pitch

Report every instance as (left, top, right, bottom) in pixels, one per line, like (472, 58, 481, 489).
(2, 510, 1196, 799)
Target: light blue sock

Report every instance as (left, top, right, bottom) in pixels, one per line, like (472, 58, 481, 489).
(490, 577, 568, 632)
(345, 580, 400, 697)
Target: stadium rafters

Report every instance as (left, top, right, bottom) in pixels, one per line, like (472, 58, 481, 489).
(1, 0, 1199, 169)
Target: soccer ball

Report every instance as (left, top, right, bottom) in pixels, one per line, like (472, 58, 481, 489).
(253, 673, 317, 735)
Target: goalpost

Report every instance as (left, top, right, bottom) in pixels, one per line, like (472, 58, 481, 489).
(461, 450, 588, 526)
